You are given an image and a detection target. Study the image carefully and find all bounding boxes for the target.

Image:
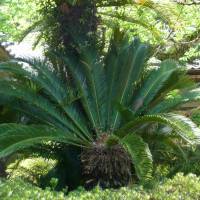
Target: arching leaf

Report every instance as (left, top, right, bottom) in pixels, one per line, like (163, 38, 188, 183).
(0, 123, 89, 158)
(121, 133, 153, 182)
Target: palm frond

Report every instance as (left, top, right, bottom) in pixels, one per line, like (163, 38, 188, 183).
(104, 29, 129, 129)
(63, 53, 104, 132)
(116, 114, 200, 144)
(149, 88, 200, 114)
(165, 113, 200, 143)
(18, 20, 43, 43)
(139, 0, 178, 29)
(0, 79, 93, 141)
(80, 46, 108, 131)
(132, 60, 178, 113)
(0, 123, 89, 158)
(141, 131, 189, 163)
(0, 59, 91, 140)
(99, 0, 179, 30)
(121, 133, 153, 182)
(148, 69, 195, 108)
(112, 38, 149, 128)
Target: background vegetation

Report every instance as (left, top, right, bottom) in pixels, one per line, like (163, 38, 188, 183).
(1, 0, 200, 62)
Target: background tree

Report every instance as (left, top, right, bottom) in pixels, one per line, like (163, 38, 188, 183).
(0, 0, 38, 42)
(1, 0, 200, 63)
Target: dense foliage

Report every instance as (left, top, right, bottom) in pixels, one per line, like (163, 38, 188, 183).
(7, 157, 56, 185)
(1, 1, 200, 62)
(1, 173, 200, 200)
(0, 0, 38, 41)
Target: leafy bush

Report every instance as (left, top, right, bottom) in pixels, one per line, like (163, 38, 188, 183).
(7, 157, 56, 185)
(1, 173, 200, 200)
(153, 173, 200, 200)
(0, 178, 66, 200)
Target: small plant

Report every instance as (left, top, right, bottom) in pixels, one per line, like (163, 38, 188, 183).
(49, 178, 59, 190)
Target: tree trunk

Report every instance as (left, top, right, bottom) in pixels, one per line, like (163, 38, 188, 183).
(42, 1, 99, 54)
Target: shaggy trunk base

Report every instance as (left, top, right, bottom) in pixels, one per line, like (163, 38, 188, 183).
(81, 144, 132, 189)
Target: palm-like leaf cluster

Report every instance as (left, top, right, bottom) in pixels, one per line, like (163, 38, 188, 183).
(0, 30, 200, 183)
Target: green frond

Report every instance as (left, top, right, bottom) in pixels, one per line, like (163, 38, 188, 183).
(0, 79, 92, 142)
(121, 133, 153, 182)
(63, 55, 102, 132)
(148, 94, 183, 114)
(116, 114, 200, 144)
(148, 69, 195, 108)
(0, 59, 91, 139)
(80, 46, 108, 130)
(0, 123, 89, 158)
(165, 113, 200, 143)
(112, 38, 149, 128)
(140, 0, 178, 29)
(149, 88, 200, 114)
(116, 39, 148, 105)
(132, 60, 177, 112)
(104, 29, 129, 128)
(0, 59, 68, 104)
(142, 132, 188, 163)
(99, 0, 179, 30)
(115, 102, 136, 123)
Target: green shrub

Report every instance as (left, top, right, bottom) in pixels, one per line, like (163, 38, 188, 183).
(7, 157, 56, 185)
(0, 178, 66, 200)
(1, 173, 200, 200)
(153, 173, 200, 200)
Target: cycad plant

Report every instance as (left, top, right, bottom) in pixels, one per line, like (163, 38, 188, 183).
(0, 30, 200, 188)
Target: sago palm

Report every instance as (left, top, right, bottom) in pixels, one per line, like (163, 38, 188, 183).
(0, 30, 200, 188)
